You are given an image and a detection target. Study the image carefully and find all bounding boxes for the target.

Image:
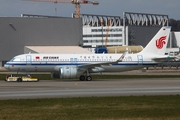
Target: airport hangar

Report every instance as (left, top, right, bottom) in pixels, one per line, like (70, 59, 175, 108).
(0, 12, 179, 66)
(0, 15, 86, 66)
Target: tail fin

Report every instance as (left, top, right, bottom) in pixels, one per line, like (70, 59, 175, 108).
(140, 26, 171, 55)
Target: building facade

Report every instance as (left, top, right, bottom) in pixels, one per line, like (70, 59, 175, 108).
(74, 13, 170, 52)
(83, 26, 123, 47)
(76, 14, 123, 52)
(0, 16, 82, 65)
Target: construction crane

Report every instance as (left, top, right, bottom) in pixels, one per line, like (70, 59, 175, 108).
(24, 0, 99, 18)
(104, 20, 111, 47)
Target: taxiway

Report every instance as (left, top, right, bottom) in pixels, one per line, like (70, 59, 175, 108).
(0, 78, 180, 99)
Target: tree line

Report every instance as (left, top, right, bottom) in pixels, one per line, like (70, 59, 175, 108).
(169, 19, 180, 31)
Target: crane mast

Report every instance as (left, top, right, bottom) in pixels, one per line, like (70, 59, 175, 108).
(24, 0, 99, 18)
(104, 20, 111, 47)
(75, 1, 80, 18)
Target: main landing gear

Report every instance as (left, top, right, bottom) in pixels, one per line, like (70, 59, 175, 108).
(79, 75, 92, 81)
(79, 70, 92, 81)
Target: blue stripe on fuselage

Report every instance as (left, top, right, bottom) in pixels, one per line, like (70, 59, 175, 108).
(5, 62, 157, 66)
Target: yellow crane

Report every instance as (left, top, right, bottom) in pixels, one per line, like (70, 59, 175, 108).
(104, 19, 111, 47)
(24, 0, 99, 18)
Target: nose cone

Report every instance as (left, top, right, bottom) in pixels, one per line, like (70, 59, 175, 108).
(4, 64, 9, 70)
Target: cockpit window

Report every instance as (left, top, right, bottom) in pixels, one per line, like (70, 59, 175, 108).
(9, 58, 15, 62)
(14, 58, 21, 62)
(10, 57, 21, 62)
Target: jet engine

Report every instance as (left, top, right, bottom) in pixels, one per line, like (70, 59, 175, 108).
(51, 66, 79, 79)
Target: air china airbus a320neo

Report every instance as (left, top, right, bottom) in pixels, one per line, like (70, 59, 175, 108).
(4, 26, 173, 81)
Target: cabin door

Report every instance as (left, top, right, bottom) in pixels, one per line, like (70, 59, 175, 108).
(137, 55, 143, 64)
(26, 55, 32, 65)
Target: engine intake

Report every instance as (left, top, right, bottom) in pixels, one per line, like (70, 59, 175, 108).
(51, 67, 79, 79)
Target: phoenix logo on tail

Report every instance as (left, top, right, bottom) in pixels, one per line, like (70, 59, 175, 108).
(156, 36, 166, 49)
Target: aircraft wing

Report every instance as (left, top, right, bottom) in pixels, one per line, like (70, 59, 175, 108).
(54, 51, 127, 72)
(78, 50, 128, 70)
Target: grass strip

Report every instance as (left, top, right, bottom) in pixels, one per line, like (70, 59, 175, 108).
(0, 95, 180, 120)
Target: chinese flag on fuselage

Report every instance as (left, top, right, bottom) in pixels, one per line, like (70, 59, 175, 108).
(36, 56, 40, 59)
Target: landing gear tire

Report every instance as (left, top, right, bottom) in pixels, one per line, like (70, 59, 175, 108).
(86, 76, 92, 81)
(79, 75, 86, 81)
(17, 78, 22, 82)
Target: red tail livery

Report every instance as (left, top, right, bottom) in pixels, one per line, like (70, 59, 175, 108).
(156, 36, 166, 49)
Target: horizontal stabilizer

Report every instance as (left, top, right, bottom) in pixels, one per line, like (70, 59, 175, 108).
(153, 56, 176, 62)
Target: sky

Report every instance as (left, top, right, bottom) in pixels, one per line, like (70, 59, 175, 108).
(0, 0, 180, 20)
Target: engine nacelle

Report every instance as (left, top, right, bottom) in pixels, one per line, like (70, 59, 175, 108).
(60, 66, 78, 78)
(52, 67, 79, 79)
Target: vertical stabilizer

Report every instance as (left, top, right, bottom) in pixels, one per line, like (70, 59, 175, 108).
(140, 26, 171, 55)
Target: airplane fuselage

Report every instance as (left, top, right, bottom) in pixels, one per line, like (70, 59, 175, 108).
(5, 53, 159, 73)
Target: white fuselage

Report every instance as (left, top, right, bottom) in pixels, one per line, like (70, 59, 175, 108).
(4, 53, 159, 73)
